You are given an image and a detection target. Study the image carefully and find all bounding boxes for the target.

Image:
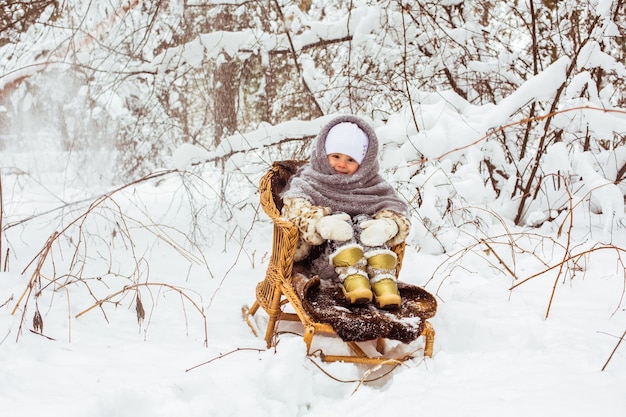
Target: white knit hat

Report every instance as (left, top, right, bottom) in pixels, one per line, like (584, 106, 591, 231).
(324, 122, 369, 164)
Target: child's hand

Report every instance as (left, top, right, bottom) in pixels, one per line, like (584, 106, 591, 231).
(316, 213, 353, 241)
(360, 218, 398, 246)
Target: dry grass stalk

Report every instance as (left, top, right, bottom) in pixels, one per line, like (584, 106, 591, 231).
(427, 173, 625, 320)
(185, 347, 265, 372)
(601, 330, 626, 371)
(10, 170, 212, 344)
(75, 282, 208, 347)
(135, 292, 145, 326)
(33, 309, 43, 333)
(510, 243, 626, 318)
(11, 233, 57, 340)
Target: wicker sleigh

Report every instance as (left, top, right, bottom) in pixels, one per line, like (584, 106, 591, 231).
(243, 160, 436, 364)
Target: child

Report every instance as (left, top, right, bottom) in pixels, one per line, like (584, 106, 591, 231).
(280, 115, 410, 309)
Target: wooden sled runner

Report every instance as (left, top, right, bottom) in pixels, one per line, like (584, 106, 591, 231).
(243, 160, 436, 364)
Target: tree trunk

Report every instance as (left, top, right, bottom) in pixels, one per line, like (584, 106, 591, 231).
(213, 57, 239, 146)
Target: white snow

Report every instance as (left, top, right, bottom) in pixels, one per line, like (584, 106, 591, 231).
(1, 1, 625, 415)
(173, 143, 211, 170)
(2, 108, 625, 415)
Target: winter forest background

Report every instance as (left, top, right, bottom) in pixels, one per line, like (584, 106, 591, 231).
(1, 0, 625, 414)
(3, 0, 626, 221)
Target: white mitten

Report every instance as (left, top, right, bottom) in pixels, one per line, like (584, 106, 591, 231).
(360, 218, 398, 246)
(316, 213, 354, 242)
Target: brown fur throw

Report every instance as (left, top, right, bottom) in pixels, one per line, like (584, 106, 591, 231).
(270, 160, 307, 213)
(292, 266, 437, 344)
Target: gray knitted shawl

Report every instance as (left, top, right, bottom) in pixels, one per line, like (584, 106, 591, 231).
(281, 115, 408, 217)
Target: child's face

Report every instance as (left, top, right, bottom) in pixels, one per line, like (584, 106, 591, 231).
(327, 153, 360, 175)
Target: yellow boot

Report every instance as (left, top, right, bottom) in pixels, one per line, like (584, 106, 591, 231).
(367, 250, 401, 309)
(330, 245, 372, 305)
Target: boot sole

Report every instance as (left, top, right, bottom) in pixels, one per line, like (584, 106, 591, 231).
(374, 294, 401, 310)
(342, 288, 373, 305)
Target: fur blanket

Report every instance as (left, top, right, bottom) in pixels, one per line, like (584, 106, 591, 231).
(292, 266, 437, 343)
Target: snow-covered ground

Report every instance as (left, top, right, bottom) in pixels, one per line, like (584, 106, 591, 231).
(1, 1, 625, 414)
(1, 143, 624, 416)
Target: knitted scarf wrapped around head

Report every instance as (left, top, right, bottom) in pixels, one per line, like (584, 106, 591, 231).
(281, 115, 408, 217)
